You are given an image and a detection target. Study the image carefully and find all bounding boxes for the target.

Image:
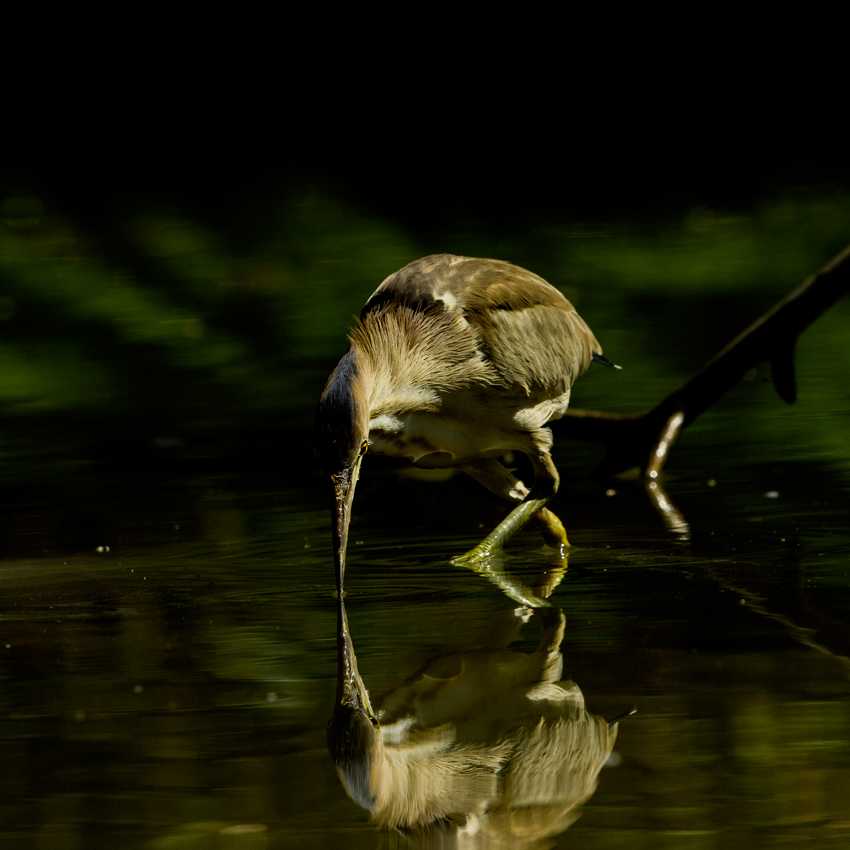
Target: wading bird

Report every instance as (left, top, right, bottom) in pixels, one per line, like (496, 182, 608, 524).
(316, 254, 615, 594)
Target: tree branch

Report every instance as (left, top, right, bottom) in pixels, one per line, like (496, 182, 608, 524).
(560, 244, 850, 476)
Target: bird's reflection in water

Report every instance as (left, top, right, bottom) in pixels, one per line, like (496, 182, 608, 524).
(328, 584, 621, 848)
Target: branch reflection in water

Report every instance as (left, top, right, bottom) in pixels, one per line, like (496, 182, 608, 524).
(327, 579, 624, 847)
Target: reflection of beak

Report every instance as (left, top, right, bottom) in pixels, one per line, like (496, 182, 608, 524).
(328, 590, 380, 814)
(336, 590, 376, 721)
(331, 453, 364, 597)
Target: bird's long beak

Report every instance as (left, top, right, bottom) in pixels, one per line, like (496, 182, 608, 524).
(331, 453, 364, 597)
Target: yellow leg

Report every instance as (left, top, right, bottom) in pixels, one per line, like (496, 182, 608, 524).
(453, 449, 564, 566)
(453, 494, 553, 566)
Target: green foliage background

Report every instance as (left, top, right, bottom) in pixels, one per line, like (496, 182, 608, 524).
(2, 186, 848, 470)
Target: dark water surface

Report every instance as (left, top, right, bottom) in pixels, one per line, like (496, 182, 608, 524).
(1, 194, 850, 848)
(3, 414, 849, 848)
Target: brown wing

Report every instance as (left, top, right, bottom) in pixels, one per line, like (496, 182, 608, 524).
(365, 254, 602, 394)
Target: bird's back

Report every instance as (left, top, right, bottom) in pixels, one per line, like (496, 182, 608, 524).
(362, 254, 602, 398)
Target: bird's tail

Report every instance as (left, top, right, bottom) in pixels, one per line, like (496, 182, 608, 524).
(592, 352, 622, 370)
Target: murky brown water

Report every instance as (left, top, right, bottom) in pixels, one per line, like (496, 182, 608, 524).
(1, 195, 849, 847)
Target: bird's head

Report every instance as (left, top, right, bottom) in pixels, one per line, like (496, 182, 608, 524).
(316, 347, 370, 594)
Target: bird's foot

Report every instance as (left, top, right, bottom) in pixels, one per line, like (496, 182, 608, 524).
(451, 541, 502, 568)
(453, 541, 557, 608)
(534, 507, 570, 550)
(454, 492, 562, 575)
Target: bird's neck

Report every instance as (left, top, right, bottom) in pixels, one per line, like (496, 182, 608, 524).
(346, 338, 434, 419)
(350, 309, 495, 418)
